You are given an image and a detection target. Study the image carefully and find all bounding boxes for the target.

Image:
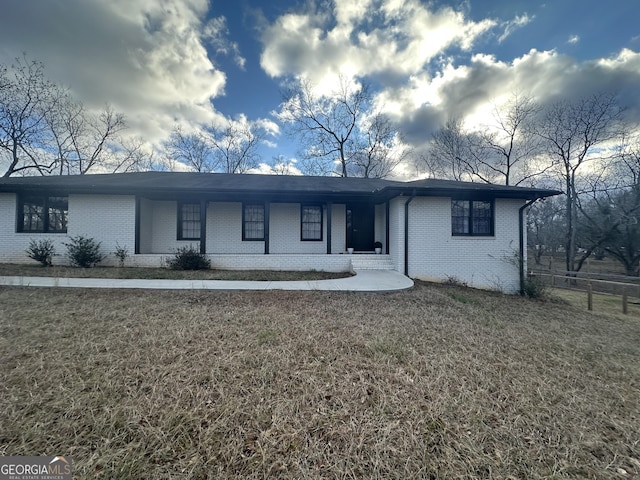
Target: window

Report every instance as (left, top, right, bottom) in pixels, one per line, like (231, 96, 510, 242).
(301, 205, 323, 241)
(178, 203, 200, 240)
(243, 204, 264, 240)
(451, 200, 493, 236)
(19, 195, 68, 233)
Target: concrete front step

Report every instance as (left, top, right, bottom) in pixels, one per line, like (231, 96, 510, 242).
(349, 254, 396, 271)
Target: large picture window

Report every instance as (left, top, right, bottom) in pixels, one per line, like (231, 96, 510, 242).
(243, 204, 265, 240)
(301, 205, 323, 241)
(178, 203, 200, 240)
(19, 195, 68, 233)
(451, 200, 494, 236)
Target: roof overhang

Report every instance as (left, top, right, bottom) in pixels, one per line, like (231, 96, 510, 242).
(0, 172, 562, 203)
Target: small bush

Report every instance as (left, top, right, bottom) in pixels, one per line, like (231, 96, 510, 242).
(444, 275, 468, 288)
(26, 239, 55, 266)
(64, 235, 105, 268)
(167, 245, 211, 270)
(114, 243, 129, 267)
(523, 276, 547, 299)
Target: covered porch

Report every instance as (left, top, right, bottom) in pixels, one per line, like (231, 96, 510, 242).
(134, 195, 391, 258)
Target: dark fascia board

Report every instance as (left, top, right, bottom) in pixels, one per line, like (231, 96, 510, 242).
(384, 186, 562, 201)
(0, 172, 561, 202)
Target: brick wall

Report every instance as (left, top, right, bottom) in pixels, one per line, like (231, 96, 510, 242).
(0, 193, 135, 266)
(388, 197, 406, 273)
(406, 197, 524, 293)
(206, 202, 262, 254)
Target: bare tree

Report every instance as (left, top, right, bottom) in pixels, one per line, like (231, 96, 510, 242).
(1, 56, 139, 176)
(425, 117, 479, 181)
(476, 93, 544, 186)
(163, 125, 216, 172)
(0, 57, 60, 176)
(614, 132, 640, 187)
(46, 97, 127, 174)
(280, 76, 395, 178)
(537, 92, 624, 272)
(578, 186, 640, 276)
(426, 93, 544, 186)
(528, 196, 566, 265)
(209, 120, 262, 174)
(111, 136, 157, 173)
(163, 119, 263, 174)
(266, 155, 299, 175)
(351, 112, 411, 178)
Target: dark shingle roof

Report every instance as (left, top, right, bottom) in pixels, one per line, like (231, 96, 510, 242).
(0, 171, 560, 200)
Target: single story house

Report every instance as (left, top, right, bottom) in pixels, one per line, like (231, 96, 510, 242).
(0, 172, 559, 293)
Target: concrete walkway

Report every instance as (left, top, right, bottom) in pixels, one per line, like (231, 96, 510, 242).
(0, 269, 414, 292)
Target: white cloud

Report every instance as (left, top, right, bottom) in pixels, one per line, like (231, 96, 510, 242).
(498, 13, 534, 43)
(249, 157, 302, 175)
(376, 48, 640, 148)
(0, 0, 235, 146)
(204, 16, 247, 69)
(568, 34, 580, 44)
(260, 0, 496, 88)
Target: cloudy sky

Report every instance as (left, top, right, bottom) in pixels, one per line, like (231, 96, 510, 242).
(1, 0, 638, 177)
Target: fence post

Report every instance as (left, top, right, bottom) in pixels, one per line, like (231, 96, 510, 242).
(622, 287, 628, 315)
(551, 274, 555, 287)
(587, 282, 593, 311)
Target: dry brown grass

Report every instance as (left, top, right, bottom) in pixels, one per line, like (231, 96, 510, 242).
(0, 263, 350, 281)
(1, 282, 639, 479)
(550, 288, 640, 319)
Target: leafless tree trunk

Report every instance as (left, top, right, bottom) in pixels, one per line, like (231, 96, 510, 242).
(426, 93, 544, 186)
(1, 56, 138, 176)
(537, 92, 624, 272)
(279, 77, 368, 177)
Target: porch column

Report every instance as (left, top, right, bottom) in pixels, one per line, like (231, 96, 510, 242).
(385, 200, 390, 254)
(264, 202, 270, 254)
(326, 202, 332, 254)
(199, 199, 207, 254)
(134, 196, 141, 254)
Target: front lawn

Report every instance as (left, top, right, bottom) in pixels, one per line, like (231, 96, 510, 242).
(0, 283, 638, 478)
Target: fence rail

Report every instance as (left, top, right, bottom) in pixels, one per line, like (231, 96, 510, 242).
(529, 272, 639, 314)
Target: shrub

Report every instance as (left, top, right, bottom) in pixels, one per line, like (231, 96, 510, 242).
(523, 276, 547, 299)
(114, 243, 129, 267)
(25, 239, 55, 266)
(64, 235, 105, 268)
(167, 245, 211, 270)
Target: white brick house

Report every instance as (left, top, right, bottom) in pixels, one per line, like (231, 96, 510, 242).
(0, 172, 559, 293)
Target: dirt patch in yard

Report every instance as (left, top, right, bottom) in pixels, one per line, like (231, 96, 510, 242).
(0, 281, 638, 478)
(0, 263, 351, 281)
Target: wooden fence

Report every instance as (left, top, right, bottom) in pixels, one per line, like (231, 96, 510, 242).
(529, 271, 640, 315)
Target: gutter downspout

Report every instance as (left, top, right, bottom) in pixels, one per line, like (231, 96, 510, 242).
(519, 198, 539, 295)
(404, 190, 416, 277)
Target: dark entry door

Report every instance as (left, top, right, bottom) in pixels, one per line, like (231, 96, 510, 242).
(346, 203, 374, 251)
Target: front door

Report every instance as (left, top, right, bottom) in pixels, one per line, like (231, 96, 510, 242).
(346, 203, 374, 251)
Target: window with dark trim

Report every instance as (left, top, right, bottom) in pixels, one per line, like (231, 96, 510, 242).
(19, 195, 68, 233)
(178, 203, 200, 240)
(301, 205, 323, 241)
(243, 203, 265, 241)
(451, 200, 494, 236)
